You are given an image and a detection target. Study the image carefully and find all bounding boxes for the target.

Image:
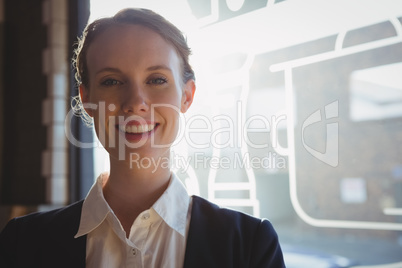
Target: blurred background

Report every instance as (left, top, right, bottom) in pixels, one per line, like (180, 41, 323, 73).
(0, 0, 401, 267)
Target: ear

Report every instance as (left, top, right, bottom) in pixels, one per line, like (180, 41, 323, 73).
(79, 84, 93, 117)
(181, 79, 196, 113)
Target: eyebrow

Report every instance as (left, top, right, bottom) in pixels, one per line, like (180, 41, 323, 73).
(95, 65, 172, 75)
(95, 67, 123, 75)
(146, 64, 172, 73)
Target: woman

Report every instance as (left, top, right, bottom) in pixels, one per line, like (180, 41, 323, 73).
(0, 8, 285, 268)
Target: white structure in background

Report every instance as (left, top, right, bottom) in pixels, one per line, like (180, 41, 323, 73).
(206, 53, 260, 217)
(270, 13, 402, 230)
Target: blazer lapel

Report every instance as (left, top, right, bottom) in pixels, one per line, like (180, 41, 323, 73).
(183, 196, 202, 268)
(183, 196, 218, 268)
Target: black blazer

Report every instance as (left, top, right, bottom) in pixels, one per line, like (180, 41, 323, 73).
(0, 196, 285, 268)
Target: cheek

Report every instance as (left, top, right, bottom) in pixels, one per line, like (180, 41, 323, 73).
(156, 106, 181, 137)
(152, 86, 183, 106)
(90, 99, 119, 134)
(89, 90, 119, 114)
(156, 106, 181, 122)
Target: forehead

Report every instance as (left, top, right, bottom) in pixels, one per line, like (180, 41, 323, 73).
(86, 24, 181, 73)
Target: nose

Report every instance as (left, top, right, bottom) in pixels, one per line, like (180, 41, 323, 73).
(122, 83, 149, 114)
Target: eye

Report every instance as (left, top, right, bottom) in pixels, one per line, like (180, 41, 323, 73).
(101, 78, 121, 86)
(147, 77, 168, 85)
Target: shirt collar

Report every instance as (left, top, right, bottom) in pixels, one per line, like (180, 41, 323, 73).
(75, 172, 190, 238)
(75, 172, 111, 238)
(152, 173, 190, 236)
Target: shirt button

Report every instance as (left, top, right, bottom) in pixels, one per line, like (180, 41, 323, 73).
(141, 213, 150, 220)
(132, 248, 137, 256)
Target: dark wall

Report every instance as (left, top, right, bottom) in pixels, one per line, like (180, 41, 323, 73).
(1, 0, 47, 204)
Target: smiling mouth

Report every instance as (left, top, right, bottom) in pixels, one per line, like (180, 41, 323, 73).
(118, 123, 158, 134)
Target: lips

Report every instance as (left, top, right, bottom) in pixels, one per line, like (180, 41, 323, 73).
(114, 120, 159, 144)
(118, 123, 157, 134)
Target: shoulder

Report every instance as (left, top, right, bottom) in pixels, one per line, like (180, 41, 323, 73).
(0, 200, 85, 267)
(10, 200, 83, 231)
(190, 195, 278, 243)
(0, 200, 84, 242)
(191, 195, 269, 231)
(186, 196, 285, 267)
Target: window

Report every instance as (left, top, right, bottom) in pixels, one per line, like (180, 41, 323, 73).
(90, 0, 402, 266)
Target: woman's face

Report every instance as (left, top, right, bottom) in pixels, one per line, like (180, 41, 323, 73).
(80, 24, 195, 162)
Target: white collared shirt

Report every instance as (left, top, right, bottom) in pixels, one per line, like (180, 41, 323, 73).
(75, 172, 192, 268)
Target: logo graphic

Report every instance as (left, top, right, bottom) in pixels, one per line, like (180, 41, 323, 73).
(301, 100, 339, 167)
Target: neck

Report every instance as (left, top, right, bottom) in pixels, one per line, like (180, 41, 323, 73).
(105, 155, 171, 204)
(102, 150, 172, 234)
